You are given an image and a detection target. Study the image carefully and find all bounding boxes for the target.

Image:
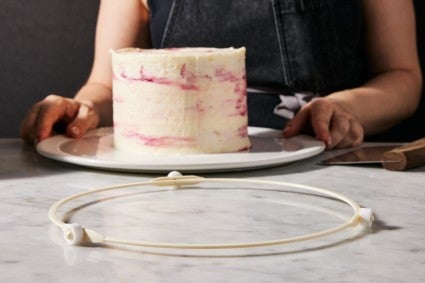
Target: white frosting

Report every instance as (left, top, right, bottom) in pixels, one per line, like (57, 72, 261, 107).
(110, 47, 251, 154)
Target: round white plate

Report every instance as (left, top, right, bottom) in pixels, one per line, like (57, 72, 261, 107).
(36, 127, 325, 173)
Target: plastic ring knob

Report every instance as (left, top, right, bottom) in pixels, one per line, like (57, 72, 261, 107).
(167, 171, 183, 178)
(62, 223, 84, 245)
(167, 171, 183, 189)
(359, 208, 374, 228)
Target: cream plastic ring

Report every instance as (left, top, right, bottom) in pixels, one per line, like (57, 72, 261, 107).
(49, 171, 373, 249)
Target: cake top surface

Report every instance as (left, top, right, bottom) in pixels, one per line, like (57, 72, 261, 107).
(111, 47, 245, 58)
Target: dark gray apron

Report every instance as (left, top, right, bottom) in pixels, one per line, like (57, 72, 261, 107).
(148, 0, 365, 129)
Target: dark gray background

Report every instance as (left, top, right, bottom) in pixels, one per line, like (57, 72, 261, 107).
(0, 0, 424, 141)
(0, 0, 99, 137)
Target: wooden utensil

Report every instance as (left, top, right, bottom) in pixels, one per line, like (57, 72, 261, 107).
(382, 137, 425, 171)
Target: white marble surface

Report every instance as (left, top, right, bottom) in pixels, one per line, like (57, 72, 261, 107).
(1, 139, 425, 283)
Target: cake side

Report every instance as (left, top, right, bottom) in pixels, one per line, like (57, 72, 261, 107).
(111, 47, 251, 154)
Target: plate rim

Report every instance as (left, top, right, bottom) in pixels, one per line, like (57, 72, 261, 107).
(36, 127, 325, 173)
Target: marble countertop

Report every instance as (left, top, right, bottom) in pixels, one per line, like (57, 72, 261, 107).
(1, 139, 424, 283)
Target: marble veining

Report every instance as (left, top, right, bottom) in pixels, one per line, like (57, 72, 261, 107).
(1, 139, 425, 283)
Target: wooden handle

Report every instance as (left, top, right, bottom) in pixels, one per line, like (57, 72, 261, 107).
(382, 137, 425, 171)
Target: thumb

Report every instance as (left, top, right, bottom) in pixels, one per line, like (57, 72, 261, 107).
(66, 103, 100, 138)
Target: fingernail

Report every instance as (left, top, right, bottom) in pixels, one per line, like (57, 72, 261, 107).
(71, 126, 80, 136)
(316, 136, 332, 147)
(327, 137, 332, 147)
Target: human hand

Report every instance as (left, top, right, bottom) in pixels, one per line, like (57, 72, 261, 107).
(282, 97, 364, 149)
(20, 94, 100, 144)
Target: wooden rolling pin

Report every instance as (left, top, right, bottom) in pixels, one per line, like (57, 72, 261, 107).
(382, 137, 425, 171)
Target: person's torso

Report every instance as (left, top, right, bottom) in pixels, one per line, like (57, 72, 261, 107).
(148, 0, 365, 94)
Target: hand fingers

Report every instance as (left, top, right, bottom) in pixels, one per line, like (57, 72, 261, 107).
(283, 106, 310, 138)
(332, 117, 364, 148)
(283, 99, 333, 146)
(66, 103, 100, 138)
(327, 112, 351, 148)
(309, 100, 333, 147)
(34, 96, 80, 141)
(284, 98, 364, 149)
(20, 95, 80, 144)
